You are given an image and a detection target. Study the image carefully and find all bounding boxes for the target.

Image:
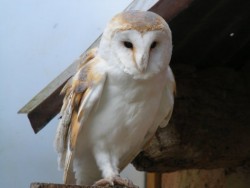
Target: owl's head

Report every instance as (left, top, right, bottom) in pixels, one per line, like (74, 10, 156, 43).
(99, 11, 172, 79)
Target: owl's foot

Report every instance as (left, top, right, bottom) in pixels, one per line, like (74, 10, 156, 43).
(93, 175, 138, 188)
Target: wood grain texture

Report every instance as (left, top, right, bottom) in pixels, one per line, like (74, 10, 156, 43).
(133, 63, 250, 172)
(161, 169, 226, 188)
(30, 182, 136, 188)
(161, 166, 250, 188)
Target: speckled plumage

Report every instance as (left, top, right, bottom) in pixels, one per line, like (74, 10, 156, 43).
(55, 10, 175, 186)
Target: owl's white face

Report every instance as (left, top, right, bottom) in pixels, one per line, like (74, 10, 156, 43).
(110, 29, 172, 79)
(99, 11, 172, 79)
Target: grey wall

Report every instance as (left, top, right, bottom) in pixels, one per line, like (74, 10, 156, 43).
(0, 0, 144, 187)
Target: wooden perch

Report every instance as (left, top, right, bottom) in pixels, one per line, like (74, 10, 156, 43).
(30, 182, 138, 188)
(30, 183, 83, 188)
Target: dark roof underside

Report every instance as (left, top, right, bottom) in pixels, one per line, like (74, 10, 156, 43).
(167, 0, 250, 69)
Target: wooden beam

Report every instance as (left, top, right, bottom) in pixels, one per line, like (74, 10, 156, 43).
(30, 182, 137, 188)
(18, 0, 161, 133)
(150, 0, 194, 21)
(161, 167, 250, 188)
(146, 173, 162, 188)
(161, 169, 226, 188)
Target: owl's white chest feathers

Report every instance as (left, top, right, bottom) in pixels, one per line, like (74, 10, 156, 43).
(75, 62, 168, 171)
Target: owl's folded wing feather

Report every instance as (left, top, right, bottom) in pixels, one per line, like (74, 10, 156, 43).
(158, 66, 176, 128)
(54, 48, 107, 183)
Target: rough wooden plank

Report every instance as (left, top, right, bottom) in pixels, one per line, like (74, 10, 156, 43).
(161, 169, 226, 188)
(161, 166, 250, 188)
(31, 183, 84, 188)
(150, 0, 193, 21)
(124, 0, 159, 11)
(27, 82, 65, 133)
(132, 64, 250, 172)
(30, 182, 136, 188)
(146, 173, 161, 188)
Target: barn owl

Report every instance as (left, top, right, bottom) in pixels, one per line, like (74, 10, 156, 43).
(55, 10, 175, 187)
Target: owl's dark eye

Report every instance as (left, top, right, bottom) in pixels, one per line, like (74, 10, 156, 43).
(150, 41, 157, 49)
(123, 41, 133, 49)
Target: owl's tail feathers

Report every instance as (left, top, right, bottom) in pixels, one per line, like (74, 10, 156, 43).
(54, 116, 76, 184)
(54, 128, 76, 184)
(63, 151, 76, 184)
(54, 116, 70, 170)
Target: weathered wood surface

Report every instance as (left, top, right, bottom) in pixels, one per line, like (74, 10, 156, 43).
(133, 63, 250, 172)
(132, 0, 250, 172)
(161, 166, 250, 188)
(31, 183, 84, 188)
(30, 182, 137, 188)
(146, 173, 162, 188)
(162, 169, 226, 188)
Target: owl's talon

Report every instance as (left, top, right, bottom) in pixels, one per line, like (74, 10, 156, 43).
(93, 178, 113, 187)
(94, 176, 138, 188)
(113, 176, 138, 187)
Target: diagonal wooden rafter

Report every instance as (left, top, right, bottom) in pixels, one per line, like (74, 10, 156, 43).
(18, 0, 193, 133)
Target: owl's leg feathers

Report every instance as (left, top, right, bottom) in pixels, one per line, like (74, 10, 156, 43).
(93, 175, 138, 188)
(93, 150, 137, 187)
(94, 151, 119, 178)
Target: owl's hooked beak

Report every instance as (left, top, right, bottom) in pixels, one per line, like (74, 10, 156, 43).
(136, 52, 149, 73)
